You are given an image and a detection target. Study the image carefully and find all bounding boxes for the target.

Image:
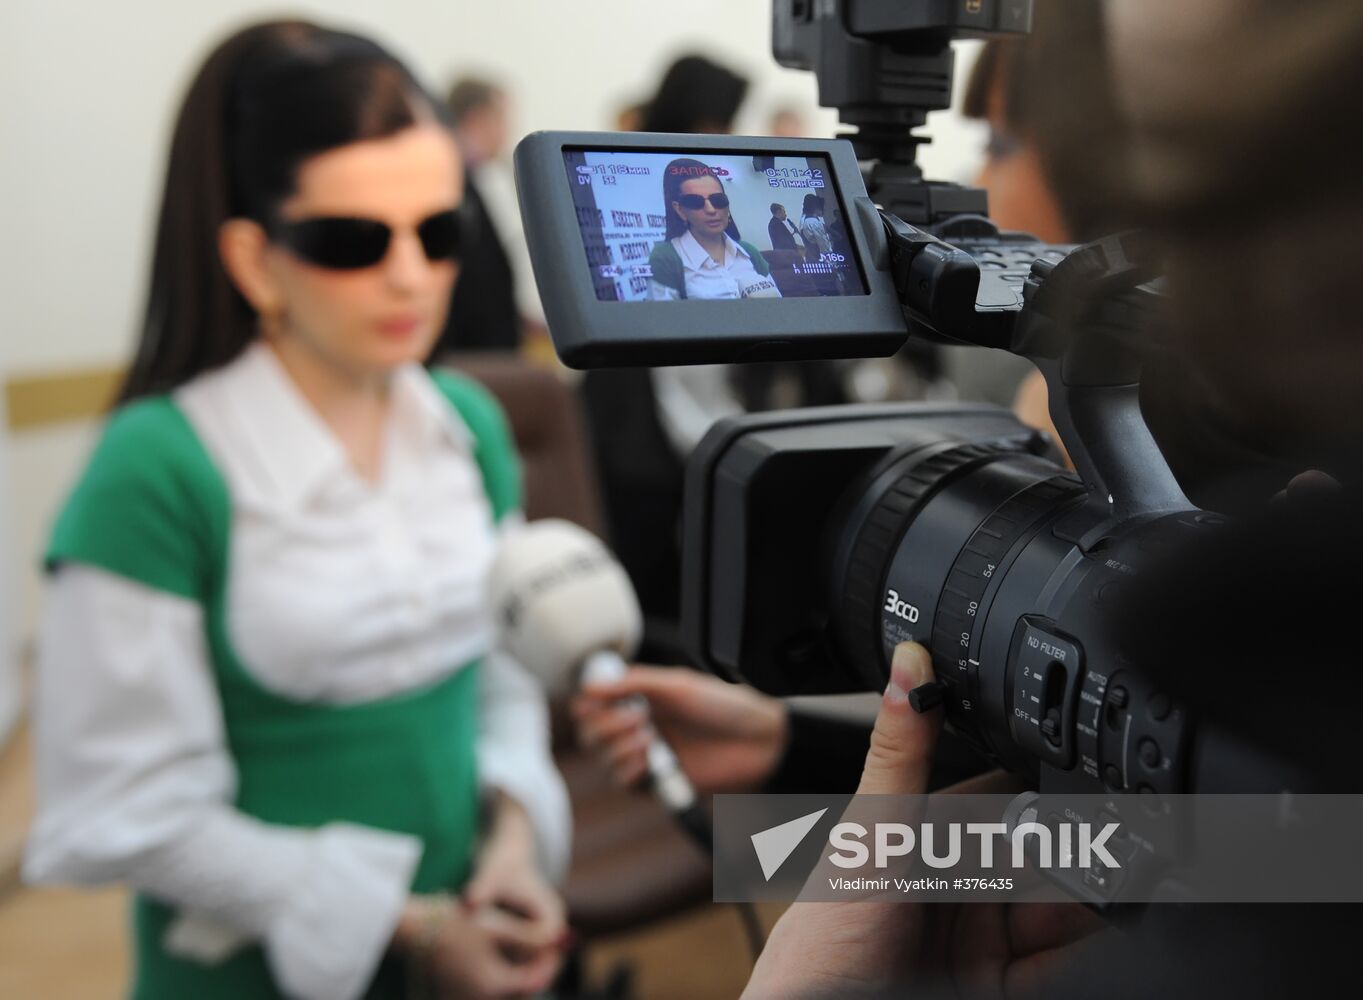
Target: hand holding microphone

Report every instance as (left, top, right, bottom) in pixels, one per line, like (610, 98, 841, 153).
(572, 668, 789, 796)
(486, 519, 709, 842)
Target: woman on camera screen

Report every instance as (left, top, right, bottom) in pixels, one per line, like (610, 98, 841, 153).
(23, 20, 568, 1000)
(647, 157, 781, 300)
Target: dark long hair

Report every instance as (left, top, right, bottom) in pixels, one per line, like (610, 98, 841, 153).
(638, 55, 747, 134)
(117, 20, 448, 404)
(661, 158, 741, 241)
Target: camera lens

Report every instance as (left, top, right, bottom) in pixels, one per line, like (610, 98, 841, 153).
(829, 439, 1084, 752)
(823, 430, 1196, 784)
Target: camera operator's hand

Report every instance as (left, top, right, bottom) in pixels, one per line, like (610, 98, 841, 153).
(743, 642, 1105, 1000)
(571, 666, 788, 794)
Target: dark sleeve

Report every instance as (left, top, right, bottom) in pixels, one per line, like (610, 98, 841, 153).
(764, 709, 992, 794)
(767, 218, 784, 249)
(762, 709, 871, 794)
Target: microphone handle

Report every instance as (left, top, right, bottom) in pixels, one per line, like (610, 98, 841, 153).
(580, 650, 705, 833)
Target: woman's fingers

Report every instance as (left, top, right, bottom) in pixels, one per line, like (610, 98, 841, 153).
(471, 904, 562, 956)
(605, 730, 652, 775)
(500, 945, 564, 999)
(574, 701, 647, 750)
(856, 642, 944, 797)
(574, 665, 694, 710)
(573, 697, 654, 786)
(614, 750, 649, 788)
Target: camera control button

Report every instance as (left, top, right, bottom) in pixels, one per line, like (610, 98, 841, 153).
(1149, 692, 1173, 721)
(1103, 764, 1123, 790)
(1041, 708, 1062, 746)
(1138, 738, 1160, 768)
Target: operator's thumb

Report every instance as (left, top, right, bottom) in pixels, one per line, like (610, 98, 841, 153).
(856, 642, 943, 796)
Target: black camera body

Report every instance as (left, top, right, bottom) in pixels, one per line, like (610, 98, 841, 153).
(678, 233, 1245, 804)
(513, 5, 1320, 908)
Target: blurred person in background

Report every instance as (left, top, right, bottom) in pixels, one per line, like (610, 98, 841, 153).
(431, 76, 550, 357)
(23, 21, 569, 1000)
(612, 99, 646, 132)
(798, 192, 844, 296)
(944, 0, 1133, 415)
(956, 0, 1295, 513)
(767, 201, 805, 253)
(635, 54, 747, 135)
(797, 192, 831, 261)
(768, 104, 810, 138)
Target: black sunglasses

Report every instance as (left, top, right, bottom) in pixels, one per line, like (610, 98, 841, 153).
(269, 208, 465, 270)
(676, 192, 730, 211)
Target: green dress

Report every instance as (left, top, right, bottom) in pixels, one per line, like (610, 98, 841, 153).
(46, 370, 520, 1000)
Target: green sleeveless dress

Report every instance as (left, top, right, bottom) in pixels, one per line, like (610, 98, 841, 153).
(46, 370, 520, 1000)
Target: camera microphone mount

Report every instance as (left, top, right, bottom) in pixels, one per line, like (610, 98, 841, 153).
(773, 0, 1034, 225)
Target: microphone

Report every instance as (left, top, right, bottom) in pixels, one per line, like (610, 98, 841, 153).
(486, 519, 706, 845)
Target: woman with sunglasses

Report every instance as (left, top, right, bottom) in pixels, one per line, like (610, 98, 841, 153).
(24, 21, 569, 1000)
(647, 158, 781, 301)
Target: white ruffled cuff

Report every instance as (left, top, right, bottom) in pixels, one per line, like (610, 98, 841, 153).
(264, 823, 422, 1000)
(479, 751, 572, 884)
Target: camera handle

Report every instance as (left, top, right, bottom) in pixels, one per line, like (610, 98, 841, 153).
(1013, 233, 1190, 529)
(881, 218, 1189, 533)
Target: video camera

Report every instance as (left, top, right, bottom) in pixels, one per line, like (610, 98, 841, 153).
(514, 0, 1305, 904)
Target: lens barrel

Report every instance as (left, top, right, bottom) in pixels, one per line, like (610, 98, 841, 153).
(827, 434, 1207, 791)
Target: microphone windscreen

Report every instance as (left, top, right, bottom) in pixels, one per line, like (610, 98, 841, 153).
(487, 519, 643, 695)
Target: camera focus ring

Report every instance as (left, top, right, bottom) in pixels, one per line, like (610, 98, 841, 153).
(836, 440, 1032, 688)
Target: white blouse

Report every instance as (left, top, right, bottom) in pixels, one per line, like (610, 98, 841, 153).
(24, 342, 570, 1000)
(649, 230, 783, 301)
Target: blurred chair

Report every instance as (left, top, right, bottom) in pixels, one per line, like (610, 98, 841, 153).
(438, 353, 712, 938)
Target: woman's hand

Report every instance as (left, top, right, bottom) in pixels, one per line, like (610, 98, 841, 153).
(394, 895, 559, 1000)
(464, 795, 568, 967)
(571, 665, 789, 794)
(743, 642, 1105, 1000)
(395, 795, 567, 998)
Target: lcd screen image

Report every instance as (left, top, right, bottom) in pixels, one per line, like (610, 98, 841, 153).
(562, 150, 869, 302)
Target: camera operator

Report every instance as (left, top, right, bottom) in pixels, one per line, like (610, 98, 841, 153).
(580, 0, 1363, 995)
(757, 0, 1363, 995)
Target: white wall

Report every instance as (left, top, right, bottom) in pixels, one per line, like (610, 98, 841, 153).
(0, 0, 987, 641)
(0, 405, 19, 749)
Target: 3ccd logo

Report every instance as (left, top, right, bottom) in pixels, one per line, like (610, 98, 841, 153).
(884, 589, 919, 623)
